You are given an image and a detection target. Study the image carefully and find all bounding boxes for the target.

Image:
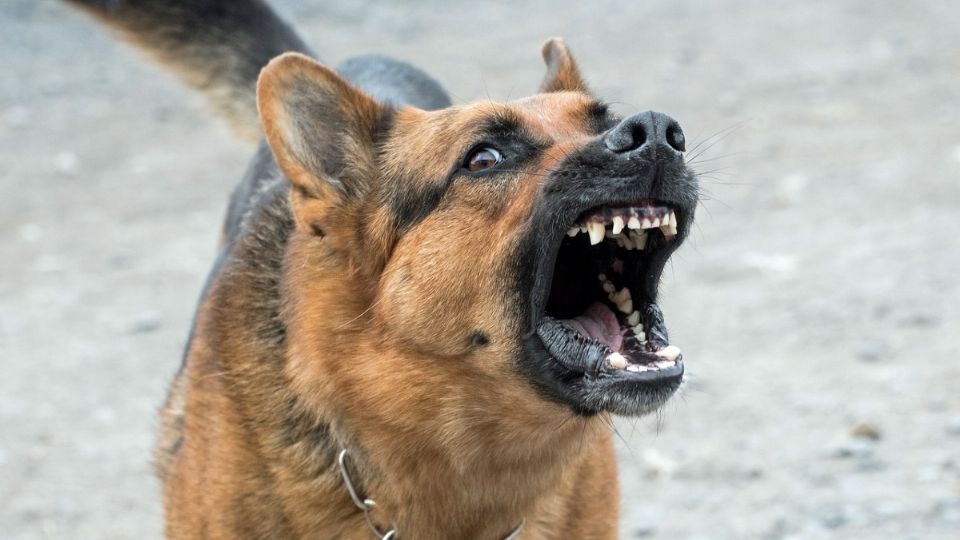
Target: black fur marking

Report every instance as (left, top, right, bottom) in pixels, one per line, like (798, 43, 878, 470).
(470, 331, 491, 347)
(387, 178, 451, 233)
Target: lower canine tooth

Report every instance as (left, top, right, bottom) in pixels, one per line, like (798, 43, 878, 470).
(654, 345, 682, 362)
(587, 221, 605, 245)
(607, 352, 628, 369)
(617, 299, 633, 314)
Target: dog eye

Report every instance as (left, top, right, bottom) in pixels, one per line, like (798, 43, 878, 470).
(464, 146, 503, 172)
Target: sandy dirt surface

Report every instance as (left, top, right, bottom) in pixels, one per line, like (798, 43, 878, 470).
(2, 1, 958, 538)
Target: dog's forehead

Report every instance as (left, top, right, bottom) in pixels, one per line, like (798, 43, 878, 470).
(506, 91, 598, 139)
(388, 92, 598, 146)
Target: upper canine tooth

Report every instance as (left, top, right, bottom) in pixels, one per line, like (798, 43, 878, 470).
(661, 213, 671, 226)
(587, 221, 606, 245)
(611, 216, 625, 234)
(627, 216, 642, 229)
(627, 311, 640, 326)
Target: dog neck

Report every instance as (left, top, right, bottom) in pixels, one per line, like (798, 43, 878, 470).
(321, 406, 602, 539)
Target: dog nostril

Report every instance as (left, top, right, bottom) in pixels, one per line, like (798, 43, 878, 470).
(666, 123, 685, 152)
(629, 123, 646, 152)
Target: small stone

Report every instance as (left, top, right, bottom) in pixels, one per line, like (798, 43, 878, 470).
(902, 312, 939, 328)
(850, 422, 882, 441)
(818, 510, 847, 529)
(827, 438, 874, 460)
(129, 312, 163, 334)
(855, 338, 889, 363)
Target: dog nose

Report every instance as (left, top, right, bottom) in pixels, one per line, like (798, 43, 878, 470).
(604, 111, 685, 154)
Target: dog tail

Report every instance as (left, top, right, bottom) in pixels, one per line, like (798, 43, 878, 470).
(65, 0, 312, 142)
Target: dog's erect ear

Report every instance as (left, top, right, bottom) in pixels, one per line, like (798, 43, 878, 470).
(257, 52, 386, 234)
(539, 38, 587, 93)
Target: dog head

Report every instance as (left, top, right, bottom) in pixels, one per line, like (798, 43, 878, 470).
(257, 39, 698, 427)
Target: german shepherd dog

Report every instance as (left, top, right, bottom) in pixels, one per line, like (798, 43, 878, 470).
(69, 0, 699, 538)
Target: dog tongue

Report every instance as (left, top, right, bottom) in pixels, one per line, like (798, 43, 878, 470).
(561, 302, 623, 352)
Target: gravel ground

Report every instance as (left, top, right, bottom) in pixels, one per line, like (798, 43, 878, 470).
(2, 1, 958, 538)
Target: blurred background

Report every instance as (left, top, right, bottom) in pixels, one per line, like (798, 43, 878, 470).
(1, 0, 958, 538)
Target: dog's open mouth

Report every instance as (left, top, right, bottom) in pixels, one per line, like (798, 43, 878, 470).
(536, 200, 683, 385)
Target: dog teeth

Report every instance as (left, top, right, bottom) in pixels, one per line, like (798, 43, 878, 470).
(626, 311, 640, 326)
(632, 323, 647, 342)
(587, 221, 605, 245)
(654, 345, 682, 362)
(564, 205, 675, 247)
(608, 287, 632, 314)
(661, 210, 679, 237)
(607, 352, 628, 369)
(611, 215, 625, 234)
(626, 363, 649, 372)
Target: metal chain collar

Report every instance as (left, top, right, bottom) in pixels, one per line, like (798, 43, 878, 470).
(337, 449, 525, 540)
